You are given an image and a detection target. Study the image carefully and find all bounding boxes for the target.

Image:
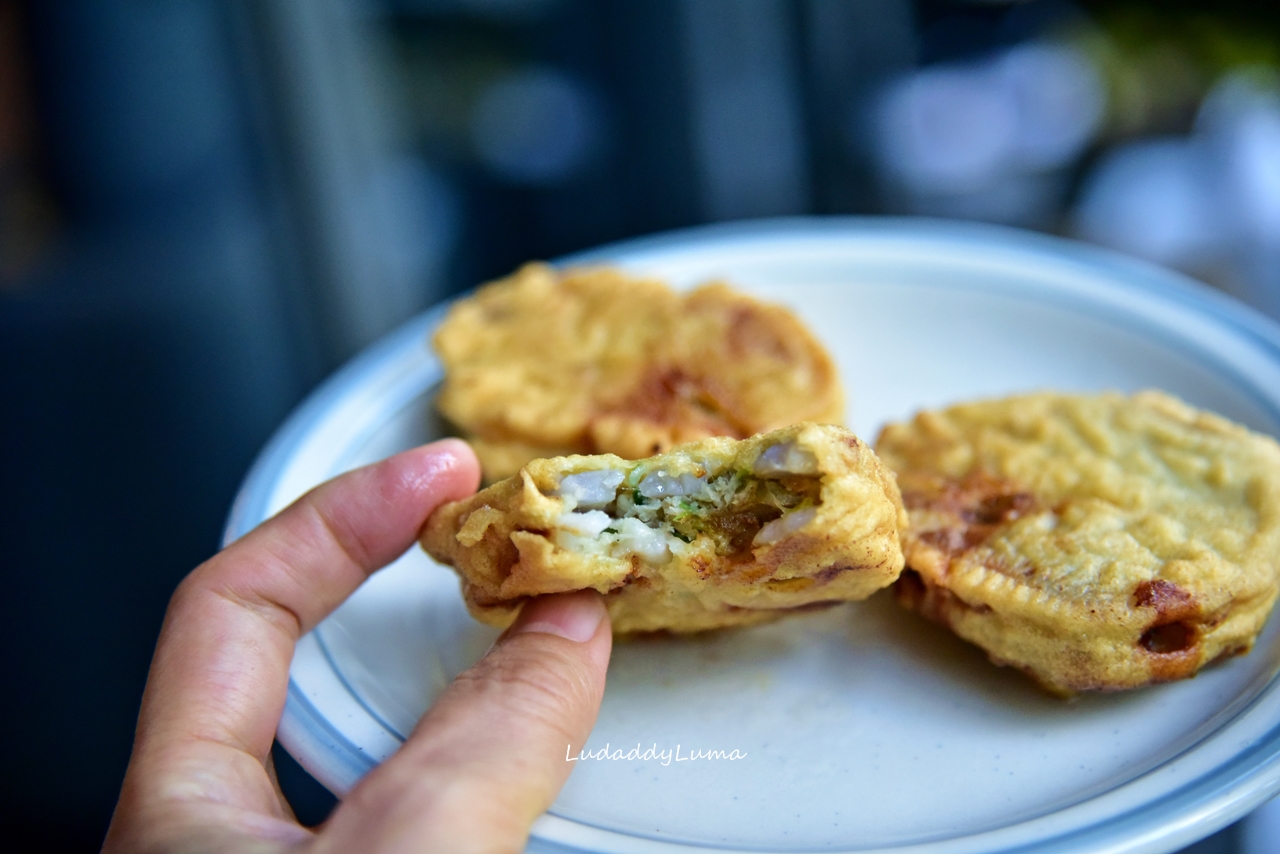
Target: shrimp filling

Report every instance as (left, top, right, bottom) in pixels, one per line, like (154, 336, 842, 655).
(551, 442, 822, 564)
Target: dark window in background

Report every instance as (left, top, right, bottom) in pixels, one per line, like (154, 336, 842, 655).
(382, 2, 704, 287)
(1, 2, 1277, 851)
(1, 1, 320, 850)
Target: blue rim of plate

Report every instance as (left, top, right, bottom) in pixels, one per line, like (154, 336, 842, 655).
(224, 216, 1280, 854)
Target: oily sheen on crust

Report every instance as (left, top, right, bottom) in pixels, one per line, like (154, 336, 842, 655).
(421, 423, 907, 634)
(876, 390, 1280, 695)
(432, 263, 844, 481)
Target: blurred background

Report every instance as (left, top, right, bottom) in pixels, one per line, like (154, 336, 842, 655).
(3, 1, 1279, 851)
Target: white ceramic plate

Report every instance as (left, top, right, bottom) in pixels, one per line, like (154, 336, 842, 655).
(225, 218, 1280, 854)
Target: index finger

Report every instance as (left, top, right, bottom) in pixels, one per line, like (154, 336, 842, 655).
(137, 439, 480, 762)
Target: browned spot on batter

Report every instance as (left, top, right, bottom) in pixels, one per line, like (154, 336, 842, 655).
(815, 564, 859, 583)
(601, 366, 748, 438)
(964, 491, 1037, 526)
(1131, 579, 1197, 620)
(1130, 580, 1202, 679)
(751, 526, 819, 576)
(919, 527, 987, 554)
(690, 555, 711, 579)
(726, 305, 792, 361)
(607, 556, 644, 592)
(902, 471, 1041, 557)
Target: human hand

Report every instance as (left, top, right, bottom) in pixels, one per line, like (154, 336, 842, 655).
(103, 439, 613, 854)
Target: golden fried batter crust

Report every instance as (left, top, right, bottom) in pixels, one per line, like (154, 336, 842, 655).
(422, 423, 906, 634)
(876, 390, 1280, 695)
(433, 263, 844, 481)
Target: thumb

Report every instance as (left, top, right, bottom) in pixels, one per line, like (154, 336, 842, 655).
(312, 591, 612, 853)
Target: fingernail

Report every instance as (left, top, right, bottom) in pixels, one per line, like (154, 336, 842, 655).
(511, 591, 606, 643)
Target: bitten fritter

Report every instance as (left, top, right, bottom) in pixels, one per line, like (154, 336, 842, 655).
(433, 263, 844, 482)
(876, 390, 1280, 695)
(421, 423, 907, 634)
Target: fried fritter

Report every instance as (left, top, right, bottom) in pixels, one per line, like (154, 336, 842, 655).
(433, 263, 844, 481)
(876, 390, 1280, 695)
(421, 423, 906, 634)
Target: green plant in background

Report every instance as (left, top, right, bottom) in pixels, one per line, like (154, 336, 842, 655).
(1072, 5, 1280, 141)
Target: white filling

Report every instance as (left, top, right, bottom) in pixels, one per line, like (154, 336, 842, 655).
(558, 509, 613, 537)
(753, 507, 817, 546)
(754, 441, 818, 476)
(609, 517, 671, 564)
(553, 511, 672, 563)
(555, 469, 625, 510)
(552, 509, 617, 554)
(638, 470, 707, 499)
